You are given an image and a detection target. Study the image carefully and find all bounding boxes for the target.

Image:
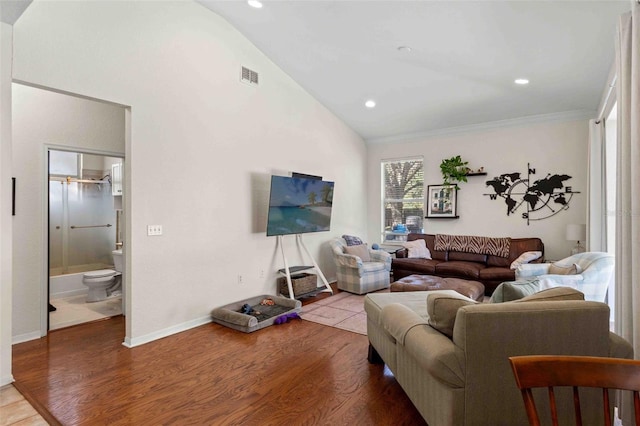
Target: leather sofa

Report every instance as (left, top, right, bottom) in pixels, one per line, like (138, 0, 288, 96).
(392, 233, 544, 294)
(364, 288, 633, 426)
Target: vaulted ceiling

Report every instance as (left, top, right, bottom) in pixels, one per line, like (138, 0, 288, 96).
(199, 1, 631, 142)
(5, 1, 630, 143)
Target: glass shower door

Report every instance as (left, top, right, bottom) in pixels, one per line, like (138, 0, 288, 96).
(67, 181, 116, 272)
(49, 179, 116, 276)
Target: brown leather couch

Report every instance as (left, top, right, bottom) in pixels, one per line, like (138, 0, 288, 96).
(392, 233, 544, 295)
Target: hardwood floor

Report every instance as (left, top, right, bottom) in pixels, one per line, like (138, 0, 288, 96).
(12, 293, 427, 425)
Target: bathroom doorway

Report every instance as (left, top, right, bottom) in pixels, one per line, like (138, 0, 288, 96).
(12, 82, 128, 341)
(47, 150, 125, 330)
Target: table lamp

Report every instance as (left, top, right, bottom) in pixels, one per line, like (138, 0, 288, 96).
(566, 224, 586, 255)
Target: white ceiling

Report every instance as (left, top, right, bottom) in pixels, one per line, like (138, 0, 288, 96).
(0, 0, 31, 25)
(199, 0, 631, 143)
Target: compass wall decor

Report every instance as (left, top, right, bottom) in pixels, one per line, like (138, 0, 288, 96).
(484, 163, 580, 225)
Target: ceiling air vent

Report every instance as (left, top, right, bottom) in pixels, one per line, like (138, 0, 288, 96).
(241, 66, 259, 86)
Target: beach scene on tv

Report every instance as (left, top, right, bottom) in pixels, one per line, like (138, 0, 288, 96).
(267, 176, 334, 236)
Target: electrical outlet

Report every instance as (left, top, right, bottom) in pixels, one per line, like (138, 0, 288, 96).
(260, 269, 265, 278)
(147, 225, 163, 236)
(238, 274, 243, 285)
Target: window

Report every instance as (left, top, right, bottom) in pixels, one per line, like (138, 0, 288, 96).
(381, 158, 424, 243)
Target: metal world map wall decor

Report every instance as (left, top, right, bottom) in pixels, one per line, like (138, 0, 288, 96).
(484, 163, 580, 225)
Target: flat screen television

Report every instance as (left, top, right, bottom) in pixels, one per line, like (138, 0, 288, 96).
(266, 175, 334, 236)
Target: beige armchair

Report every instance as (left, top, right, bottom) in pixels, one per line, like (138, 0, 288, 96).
(329, 237, 391, 294)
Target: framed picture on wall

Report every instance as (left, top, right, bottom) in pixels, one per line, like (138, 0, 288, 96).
(426, 185, 458, 218)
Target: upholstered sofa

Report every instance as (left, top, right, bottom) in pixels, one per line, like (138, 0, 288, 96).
(364, 288, 633, 426)
(392, 233, 544, 294)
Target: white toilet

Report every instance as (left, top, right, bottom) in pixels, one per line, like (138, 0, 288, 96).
(83, 249, 123, 303)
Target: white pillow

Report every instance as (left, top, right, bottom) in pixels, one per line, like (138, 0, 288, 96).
(510, 251, 543, 270)
(403, 239, 431, 259)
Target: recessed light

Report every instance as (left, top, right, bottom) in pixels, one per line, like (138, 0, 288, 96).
(397, 46, 412, 53)
(248, 0, 263, 8)
(365, 100, 376, 108)
(515, 78, 530, 85)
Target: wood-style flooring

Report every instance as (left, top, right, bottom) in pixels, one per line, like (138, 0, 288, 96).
(12, 290, 427, 425)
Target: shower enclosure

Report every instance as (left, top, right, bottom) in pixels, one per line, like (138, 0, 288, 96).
(49, 177, 116, 276)
(48, 150, 120, 279)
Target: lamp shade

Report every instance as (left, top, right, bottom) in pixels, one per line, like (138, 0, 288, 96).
(566, 224, 587, 242)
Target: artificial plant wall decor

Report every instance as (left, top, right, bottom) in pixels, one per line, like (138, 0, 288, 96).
(439, 155, 469, 189)
(483, 163, 580, 225)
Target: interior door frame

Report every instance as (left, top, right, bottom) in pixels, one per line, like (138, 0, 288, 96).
(42, 145, 125, 334)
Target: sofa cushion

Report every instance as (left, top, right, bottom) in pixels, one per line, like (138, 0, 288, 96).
(448, 251, 487, 263)
(403, 239, 431, 259)
(392, 258, 442, 275)
(364, 291, 432, 327)
(362, 261, 387, 273)
(344, 244, 370, 262)
(382, 303, 429, 345)
(549, 262, 583, 275)
(490, 280, 540, 303)
(426, 290, 478, 337)
(435, 261, 484, 279)
(478, 267, 516, 283)
(513, 286, 585, 302)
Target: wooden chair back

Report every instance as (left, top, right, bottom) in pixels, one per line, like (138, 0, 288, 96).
(509, 355, 640, 426)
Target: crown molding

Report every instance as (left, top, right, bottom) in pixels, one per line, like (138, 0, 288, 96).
(366, 109, 596, 145)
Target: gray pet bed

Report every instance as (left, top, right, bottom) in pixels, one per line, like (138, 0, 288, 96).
(210, 294, 302, 333)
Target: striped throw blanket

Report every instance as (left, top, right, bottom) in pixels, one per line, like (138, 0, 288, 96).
(434, 234, 511, 258)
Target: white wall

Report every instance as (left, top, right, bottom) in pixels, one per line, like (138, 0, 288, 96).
(11, 84, 126, 342)
(367, 119, 589, 261)
(11, 1, 367, 347)
(0, 22, 14, 386)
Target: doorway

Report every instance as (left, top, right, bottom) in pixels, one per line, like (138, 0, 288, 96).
(47, 150, 125, 330)
(11, 82, 128, 340)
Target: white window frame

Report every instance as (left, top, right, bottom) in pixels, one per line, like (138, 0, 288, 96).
(380, 157, 424, 245)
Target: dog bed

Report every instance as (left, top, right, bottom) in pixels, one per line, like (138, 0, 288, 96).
(210, 294, 302, 333)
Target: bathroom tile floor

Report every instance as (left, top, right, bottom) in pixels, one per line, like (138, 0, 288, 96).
(49, 294, 122, 330)
(0, 384, 48, 425)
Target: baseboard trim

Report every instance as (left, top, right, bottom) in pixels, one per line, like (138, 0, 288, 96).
(0, 375, 15, 387)
(122, 315, 212, 348)
(12, 331, 42, 345)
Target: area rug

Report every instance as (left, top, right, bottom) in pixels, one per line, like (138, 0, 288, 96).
(301, 288, 389, 335)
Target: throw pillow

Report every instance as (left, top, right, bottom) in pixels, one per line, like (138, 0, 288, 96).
(426, 290, 478, 337)
(510, 251, 543, 270)
(513, 287, 585, 303)
(548, 262, 583, 275)
(402, 239, 431, 259)
(490, 280, 541, 303)
(344, 244, 371, 262)
(342, 235, 364, 246)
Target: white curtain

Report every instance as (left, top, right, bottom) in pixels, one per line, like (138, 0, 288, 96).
(614, 3, 640, 357)
(587, 119, 607, 252)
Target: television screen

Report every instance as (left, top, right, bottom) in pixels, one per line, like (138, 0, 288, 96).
(266, 175, 334, 236)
